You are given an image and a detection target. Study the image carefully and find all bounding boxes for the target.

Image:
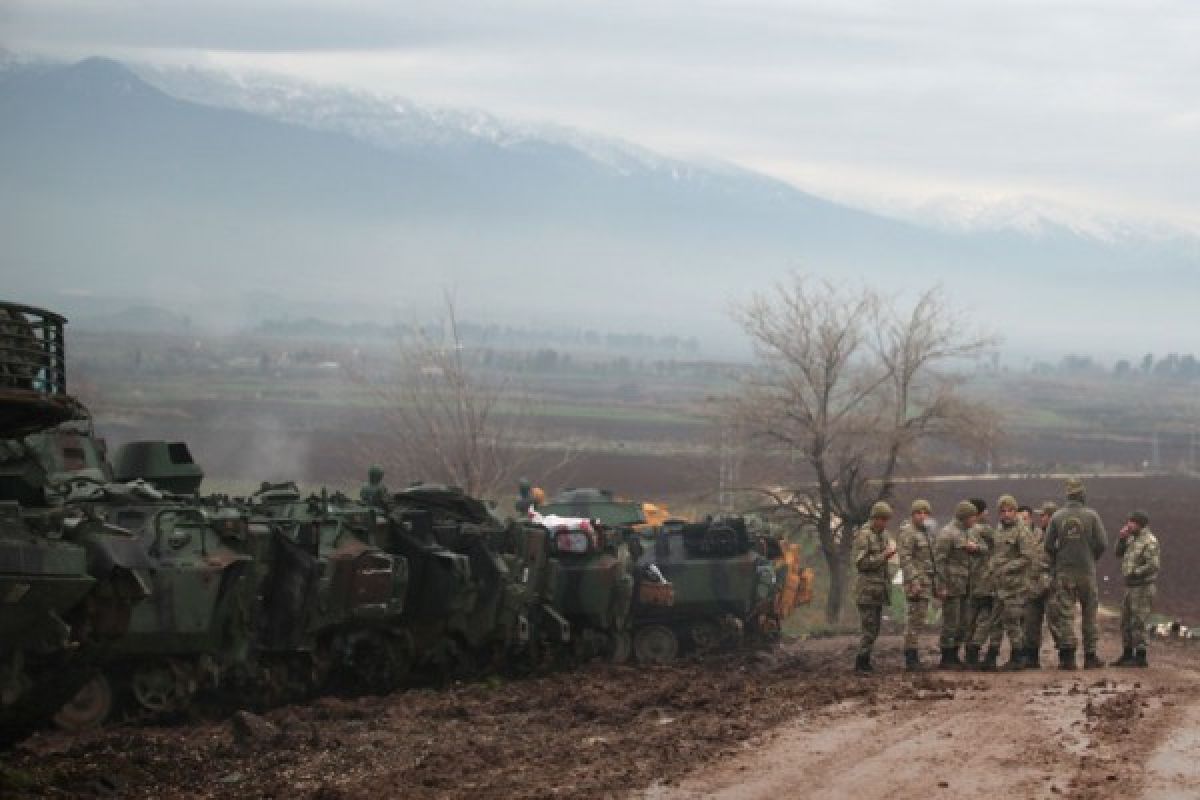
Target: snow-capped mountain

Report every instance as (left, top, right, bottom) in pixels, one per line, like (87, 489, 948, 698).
(1, 56, 1197, 353)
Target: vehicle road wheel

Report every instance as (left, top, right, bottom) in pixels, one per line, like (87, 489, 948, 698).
(689, 620, 721, 652)
(633, 625, 679, 665)
(130, 662, 188, 714)
(53, 674, 114, 731)
(609, 631, 633, 664)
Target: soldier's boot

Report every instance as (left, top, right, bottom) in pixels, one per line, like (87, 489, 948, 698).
(1110, 647, 1136, 667)
(904, 649, 921, 672)
(964, 645, 981, 669)
(854, 653, 874, 673)
(1134, 647, 1149, 668)
(1083, 652, 1104, 670)
(1000, 648, 1025, 671)
(980, 645, 999, 672)
(937, 648, 958, 670)
(1058, 647, 1077, 670)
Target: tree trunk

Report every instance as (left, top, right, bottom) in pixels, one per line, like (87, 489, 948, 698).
(825, 549, 846, 625)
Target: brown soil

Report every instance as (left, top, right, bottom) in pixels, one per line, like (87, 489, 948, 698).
(5, 624, 1197, 799)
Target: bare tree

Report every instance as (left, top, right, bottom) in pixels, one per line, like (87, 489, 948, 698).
(730, 278, 999, 624)
(353, 295, 567, 501)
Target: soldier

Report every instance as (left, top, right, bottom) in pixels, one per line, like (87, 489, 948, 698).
(1112, 511, 1160, 667)
(515, 478, 533, 515)
(982, 495, 1035, 670)
(1045, 477, 1108, 669)
(359, 465, 391, 508)
(852, 502, 896, 673)
(897, 499, 938, 671)
(1022, 501, 1058, 668)
(1017, 504, 1034, 529)
(934, 501, 981, 669)
(962, 497, 994, 669)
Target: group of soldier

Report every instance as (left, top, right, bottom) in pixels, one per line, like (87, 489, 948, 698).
(852, 477, 1162, 673)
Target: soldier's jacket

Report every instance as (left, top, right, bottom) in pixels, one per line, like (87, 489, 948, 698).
(1026, 526, 1053, 596)
(966, 523, 994, 597)
(852, 524, 893, 606)
(1117, 528, 1160, 587)
(988, 521, 1035, 598)
(934, 521, 975, 597)
(897, 521, 936, 598)
(1045, 501, 1107, 578)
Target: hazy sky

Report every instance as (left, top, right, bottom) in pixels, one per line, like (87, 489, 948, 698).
(5, 0, 1200, 235)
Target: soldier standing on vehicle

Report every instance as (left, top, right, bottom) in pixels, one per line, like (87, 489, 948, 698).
(934, 501, 980, 669)
(1112, 511, 1159, 667)
(982, 495, 1035, 670)
(1022, 501, 1058, 668)
(359, 465, 391, 508)
(852, 502, 896, 673)
(962, 497, 994, 669)
(1045, 477, 1108, 669)
(515, 478, 533, 515)
(897, 499, 937, 671)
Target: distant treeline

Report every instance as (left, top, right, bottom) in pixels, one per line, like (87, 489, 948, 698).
(255, 317, 702, 356)
(1039, 353, 1200, 380)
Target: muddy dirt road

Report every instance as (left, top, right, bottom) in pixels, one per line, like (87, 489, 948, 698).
(649, 633, 1200, 800)
(3, 629, 1197, 799)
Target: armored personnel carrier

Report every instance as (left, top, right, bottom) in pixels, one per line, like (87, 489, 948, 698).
(0, 301, 150, 743)
(629, 517, 808, 663)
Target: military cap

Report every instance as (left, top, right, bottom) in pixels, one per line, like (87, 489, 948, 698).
(954, 500, 978, 521)
(1040, 501, 1058, 516)
(997, 494, 1018, 511)
(1129, 510, 1150, 526)
(870, 501, 894, 519)
(910, 499, 932, 514)
(1065, 477, 1085, 497)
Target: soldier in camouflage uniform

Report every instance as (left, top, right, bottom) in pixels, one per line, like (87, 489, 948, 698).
(981, 495, 1035, 670)
(1022, 501, 1058, 668)
(852, 502, 896, 673)
(1112, 511, 1160, 668)
(962, 497, 994, 668)
(359, 465, 391, 508)
(934, 501, 981, 669)
(897, 499, 938, 671)
(1045, 477, 1108, 669)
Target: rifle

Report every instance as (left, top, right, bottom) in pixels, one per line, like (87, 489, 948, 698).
(924, 523, 944, 602)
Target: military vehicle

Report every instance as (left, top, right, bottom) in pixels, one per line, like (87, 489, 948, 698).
(243, 482, 409, 695)
(380, 484, 568, 679)
(540, 487, 648, 530)
(533, 506, 635, 664)
(629, 517, 808, 663)
(1, 301, 150, 743)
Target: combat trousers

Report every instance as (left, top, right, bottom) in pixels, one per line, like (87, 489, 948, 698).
(939, 595, 968, 649)
(904, 596, 931, 650)
(1024, 591, 1056, 653)
(985, 593, 1025, 654)
(1048, 574, 1100, 653)
(857, 603, 883, 657)
(965, 595, 995, 649)
(1121, 584, 1156, 650)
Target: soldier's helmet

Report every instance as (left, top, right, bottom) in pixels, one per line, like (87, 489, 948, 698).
(955, 500, 978, 521)
(997, 494, 1018, 511)
(910, 499, 932, 515)
(518, 477, 531, 493)
(1129, 510, 1150, 526)
(870, 501, 893, 519)
(1065, 477, 1085, 499)
(1040, 501, 1058, 516)
(368, 465, 384, 483)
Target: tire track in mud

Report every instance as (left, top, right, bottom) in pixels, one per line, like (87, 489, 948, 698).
(645, 637, 1200, 800)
